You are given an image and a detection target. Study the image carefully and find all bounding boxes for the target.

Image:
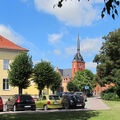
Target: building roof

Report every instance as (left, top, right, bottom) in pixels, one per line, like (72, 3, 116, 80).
(73, 52, 85, 62)
(58, 68, 72, 78)
(0, 35, 29, 51)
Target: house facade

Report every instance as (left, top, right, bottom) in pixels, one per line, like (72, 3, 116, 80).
(0, 35, 29, 97)
(0, 35, 52, 98)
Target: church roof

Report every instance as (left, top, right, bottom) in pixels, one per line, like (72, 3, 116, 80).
(0, 35, 28, 51)
(73, 52, 85, 62)
(58, 68, 72, 78)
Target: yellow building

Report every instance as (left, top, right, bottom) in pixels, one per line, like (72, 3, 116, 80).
(0, 35, 52, 99)
(0, 35, 37, 97)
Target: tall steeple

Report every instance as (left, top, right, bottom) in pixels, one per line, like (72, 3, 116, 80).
(72, 33, 85, 78)
(77, 33, 80, 53)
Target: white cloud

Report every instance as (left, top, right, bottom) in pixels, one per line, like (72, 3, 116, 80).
(34, 0, 99, 27)
(92, 0, 104, 3)
(81, 37, 103, 53)
(54, 49, 61, 55)
(0, 24, 23, 44)
(65, 46, 76, 56)
(48, 33, 62, 44)
(65, 37, 103, 57)
(86, 62, 97, 69)
(0, 24, 46, 61)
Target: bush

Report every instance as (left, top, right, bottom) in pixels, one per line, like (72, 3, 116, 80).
(101, 87, 120, 101)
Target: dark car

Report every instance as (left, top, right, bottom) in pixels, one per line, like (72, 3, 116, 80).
(5, 95, 36, 111)
(0, 97, 3, 112)
(62, 94, 85, 109)
(62, 94, 77, 109)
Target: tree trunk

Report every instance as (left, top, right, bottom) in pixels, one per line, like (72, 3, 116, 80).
(39, 90, 42, 99)
(53, 90, 55, 94)
(19, 86, 22, 95)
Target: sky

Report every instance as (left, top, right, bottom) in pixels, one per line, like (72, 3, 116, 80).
(0, 0, 120, 74)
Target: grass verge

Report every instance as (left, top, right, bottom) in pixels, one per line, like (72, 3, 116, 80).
(0, 101, 120, 120)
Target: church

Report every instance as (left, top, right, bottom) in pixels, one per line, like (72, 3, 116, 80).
(56, 34, 85, 92)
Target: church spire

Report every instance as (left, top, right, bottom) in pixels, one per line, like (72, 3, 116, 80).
(77, 33, 80, 53)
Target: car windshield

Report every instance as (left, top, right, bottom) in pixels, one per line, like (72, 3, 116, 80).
(69, 95, 76, 100)
(76, 92, 82, 95)
(49, 96, 60, 100)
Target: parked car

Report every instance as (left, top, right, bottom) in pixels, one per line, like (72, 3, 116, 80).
(0, 97, 3, 112)
(62, 94, 85, 109)
(74, 92, 87, 102)
(5, 94, 36, 111)
(74, 95, 85, 108)
(62, 94, 76, 109)
(36, 95, 63, 110)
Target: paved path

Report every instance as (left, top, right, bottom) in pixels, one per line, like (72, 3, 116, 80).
(85, 97, 110, 110)
(0, 97, 110, 114)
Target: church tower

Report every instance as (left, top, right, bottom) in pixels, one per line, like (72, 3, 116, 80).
(72, 34, 85, 78)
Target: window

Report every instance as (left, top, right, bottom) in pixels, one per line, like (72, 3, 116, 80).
(74, 64, 75, 72)
(42, 96, 46, 100)
(3, 79, 10, 90)
(79, 64, 83, 70)
(3, 59, 10, 70)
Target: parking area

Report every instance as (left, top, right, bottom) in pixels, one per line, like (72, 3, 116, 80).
(0, 97, 110, 114)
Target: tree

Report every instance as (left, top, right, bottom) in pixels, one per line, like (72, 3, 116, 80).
(57, 0, 120, 19)
(73, 69, 96, 93)
(34, 60, 55, 95)
(33, 62, 45, 97)
(67, 81, 79, 92)
(93, 29, 120, 87)
(51, 71, 62, 94)
(8, 53, 33, 94)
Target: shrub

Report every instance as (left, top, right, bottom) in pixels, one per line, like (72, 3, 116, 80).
(101, 86, 120, 101)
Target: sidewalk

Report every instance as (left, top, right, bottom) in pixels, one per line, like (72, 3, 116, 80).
(85, 97, 110, 110)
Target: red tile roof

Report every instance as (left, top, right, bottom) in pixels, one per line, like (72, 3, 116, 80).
(0, 35, 29, 51)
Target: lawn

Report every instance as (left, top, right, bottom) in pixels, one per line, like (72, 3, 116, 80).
(0, 101, 120, 120)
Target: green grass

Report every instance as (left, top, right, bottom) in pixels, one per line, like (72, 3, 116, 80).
(0, 101, 120, 120)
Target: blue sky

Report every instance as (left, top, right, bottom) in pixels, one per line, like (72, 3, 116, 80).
(0, 0, 120, 73)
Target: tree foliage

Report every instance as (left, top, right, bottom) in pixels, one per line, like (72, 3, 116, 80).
(34, 60, 55, 95)
(8, 53, 33, 94)
(67, 81, 79, 92)
(73, 69, 96, 92)
(51, 71, 62, 94)
(57, 0, 120, 19)
(93, 29, 120, 87)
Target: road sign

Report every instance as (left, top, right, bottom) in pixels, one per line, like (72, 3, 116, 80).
(85, 86, 89, 90)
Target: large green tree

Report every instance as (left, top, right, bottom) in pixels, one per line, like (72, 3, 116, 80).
(93, 29, 120, 87)
(57, 0, 120, 19)
(8, 53, 33, 94)
(34, 60, 55, 95)
(73, 69, 96, 92)
(50, 71, 62, 94)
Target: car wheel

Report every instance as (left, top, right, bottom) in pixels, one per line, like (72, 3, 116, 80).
(13, 105, 16, 111)
(44, 105, 48, 111)
(0, 109, 3, 112)
(64, 102, 69, 109)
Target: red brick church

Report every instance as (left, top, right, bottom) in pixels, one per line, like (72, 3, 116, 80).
(56, 34, 85, 92)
